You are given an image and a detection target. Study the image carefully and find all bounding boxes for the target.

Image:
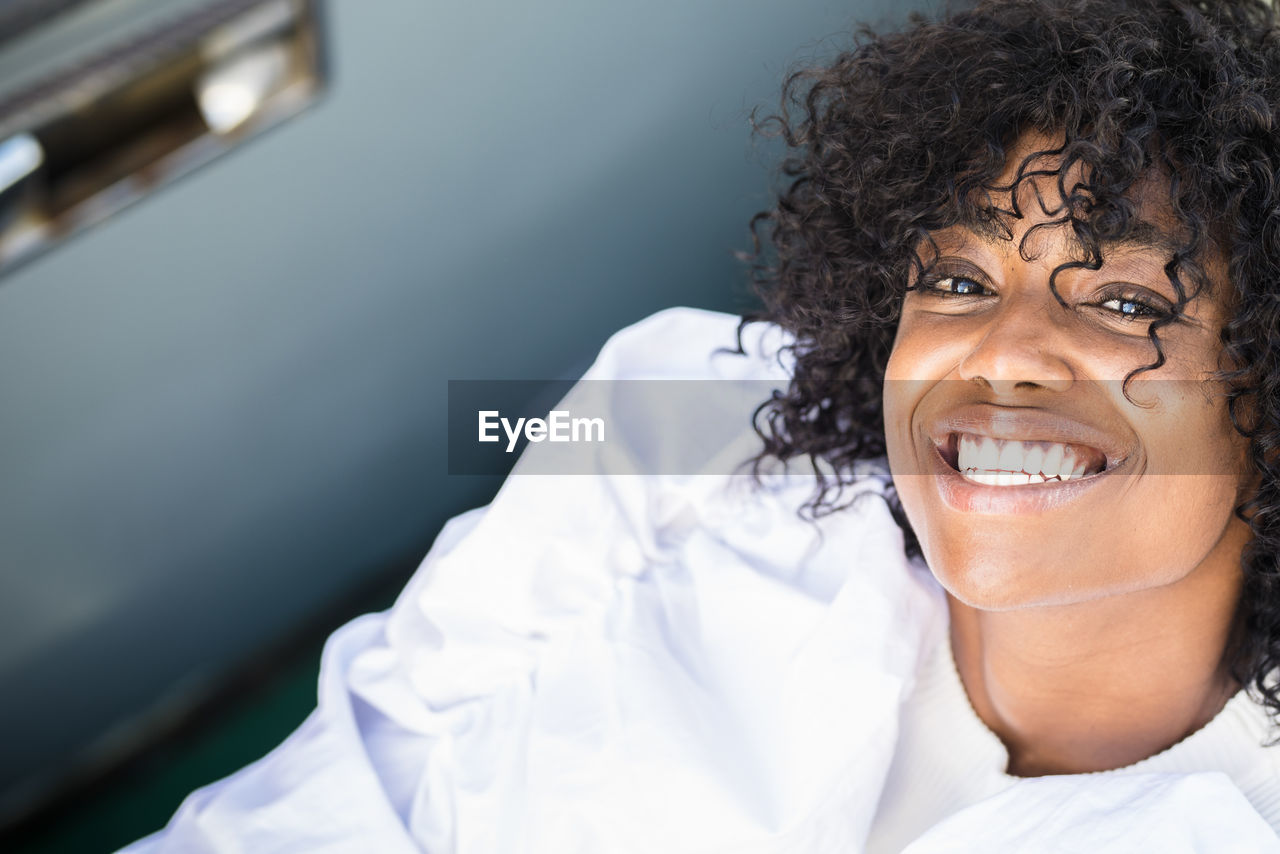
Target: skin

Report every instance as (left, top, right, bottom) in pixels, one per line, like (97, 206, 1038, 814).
(882, 139, 1256, 775)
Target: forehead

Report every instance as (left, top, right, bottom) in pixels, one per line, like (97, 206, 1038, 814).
(924, 211, 1182, 264)
(921, 132, 1220, 281)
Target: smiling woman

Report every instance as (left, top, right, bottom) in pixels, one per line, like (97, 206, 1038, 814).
(883, 139, 1253, 775)
(122, 0, 1280, 851)
(742, 0, 1280, 845)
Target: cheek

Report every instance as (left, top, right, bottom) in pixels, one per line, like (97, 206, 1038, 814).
(884, 302, 945, 378)
(917, 478, 1240, 611)
(882, 318, 960, 553)
(1115, 474, 1239, 553)
(1079, 474, 1246, 605)
(882, 340, 932, 484)
(1125, 380, 1251, 480)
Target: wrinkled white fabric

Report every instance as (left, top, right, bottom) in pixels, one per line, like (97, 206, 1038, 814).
(902, 773, 1280, 854)
(122, 307, 1280, 853)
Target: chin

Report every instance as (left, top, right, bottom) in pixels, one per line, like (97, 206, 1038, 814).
(923, 546, 1086, 612)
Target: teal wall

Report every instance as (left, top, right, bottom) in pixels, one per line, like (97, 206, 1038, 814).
(0, 0, 923, 832)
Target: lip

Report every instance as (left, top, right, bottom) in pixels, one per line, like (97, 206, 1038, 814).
(919, 403, 1135, 515)
(926, 403, 1132, 469)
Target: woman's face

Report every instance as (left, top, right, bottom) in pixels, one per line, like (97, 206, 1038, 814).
(882, 156, 1255, 611)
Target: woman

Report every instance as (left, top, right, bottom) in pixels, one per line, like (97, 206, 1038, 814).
(740, 0, 1280, 845)
(126, 0, 1280, 850)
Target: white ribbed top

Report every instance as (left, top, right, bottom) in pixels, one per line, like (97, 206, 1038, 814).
(865, 634, 1280, 854)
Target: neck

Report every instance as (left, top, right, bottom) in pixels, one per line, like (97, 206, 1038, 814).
(948, 522, 1248, 776)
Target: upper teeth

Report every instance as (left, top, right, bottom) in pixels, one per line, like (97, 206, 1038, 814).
(956, 434, 1095, 486)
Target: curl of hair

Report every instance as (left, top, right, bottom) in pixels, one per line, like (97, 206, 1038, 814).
(738, 0, 1280, 729)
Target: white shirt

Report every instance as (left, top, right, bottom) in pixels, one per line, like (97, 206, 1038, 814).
(866, 632, 1280, 853)
(121, 308, 1280, 853)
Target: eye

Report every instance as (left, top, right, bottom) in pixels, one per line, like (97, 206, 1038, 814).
(928, 276, 990, 297)
(907, 265, 997, 313)
(1094, 292, 1172, 322)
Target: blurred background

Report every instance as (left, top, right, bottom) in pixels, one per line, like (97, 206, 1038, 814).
(0, 0, 918, 850)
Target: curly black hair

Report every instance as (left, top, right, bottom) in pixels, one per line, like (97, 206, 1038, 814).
(740, 0, 1280, 729)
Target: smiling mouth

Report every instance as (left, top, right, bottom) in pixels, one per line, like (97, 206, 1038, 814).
(938, 432, 1109, 486)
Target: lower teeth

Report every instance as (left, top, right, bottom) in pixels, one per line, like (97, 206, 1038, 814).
(961, 470, 1068, 486)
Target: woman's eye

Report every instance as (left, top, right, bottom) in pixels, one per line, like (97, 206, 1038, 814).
(1096, 295, 1170, 322)
(930, 276, 989, 296)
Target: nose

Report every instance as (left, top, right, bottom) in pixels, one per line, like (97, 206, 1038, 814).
(956, 298, 1075, 395)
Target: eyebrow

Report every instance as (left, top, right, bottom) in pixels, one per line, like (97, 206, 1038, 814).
(1105, 220, 1184, 257)
(948, 211, 1185, 260)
